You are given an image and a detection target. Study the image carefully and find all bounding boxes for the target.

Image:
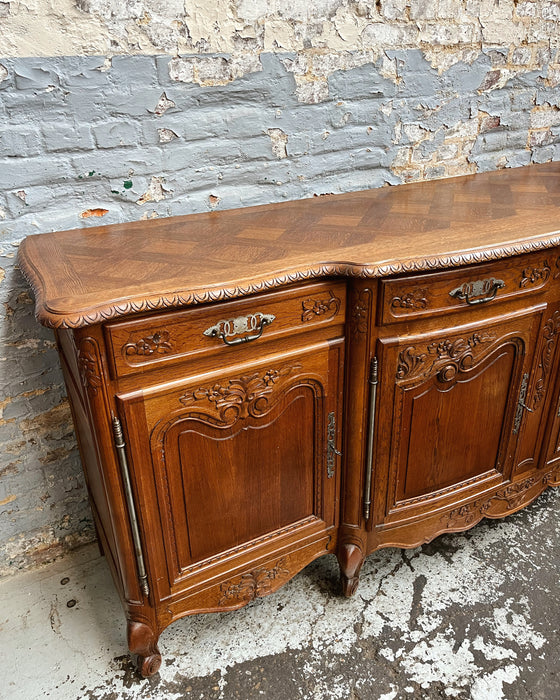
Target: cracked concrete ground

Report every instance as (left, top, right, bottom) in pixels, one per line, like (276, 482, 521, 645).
(1, 488, 560, 700)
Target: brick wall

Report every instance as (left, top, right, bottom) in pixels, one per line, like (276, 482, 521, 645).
(1, 0, 560, 575)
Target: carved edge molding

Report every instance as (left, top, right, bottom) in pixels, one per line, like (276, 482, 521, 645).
(183, 517, 317, 576)
(443, 469, 559, 529)
(19, 235, 560, 329)
(301, 290, 341, 323)
(218, 558, 290, 606)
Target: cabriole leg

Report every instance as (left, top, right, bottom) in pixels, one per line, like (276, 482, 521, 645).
(337, 542, 365, 597)
(127, 620, 162, 678)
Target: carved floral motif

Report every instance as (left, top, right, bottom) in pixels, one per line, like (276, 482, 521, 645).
(123, 330, 173, 357)
(532, 310, 560, 409)
(350, 288, 372, 336)
(301, 290, 341, 322)
(390, 288, 428, 311)
(443, 469, 560, 528)
(396, 332, 495, 381)
(492, 476, 539, 509)
(77, 338, 102, 398)
(396, 347, 427, 380)
(219, 559, 289, 606)
(445, 499, 491, 529)
(179, 364, 302, 422)
(519, 260, 551, 287)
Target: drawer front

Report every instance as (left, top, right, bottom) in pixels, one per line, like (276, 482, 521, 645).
(379, 249, 559, 325)
(105, 281, 346, 378)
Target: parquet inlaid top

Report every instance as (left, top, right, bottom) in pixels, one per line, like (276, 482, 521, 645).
(18, 162, 560, 328)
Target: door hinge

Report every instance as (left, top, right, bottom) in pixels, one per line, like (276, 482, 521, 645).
(112, 415, 150, 598)
(327, 411, 341, 479)
(513, 372, 533, 435)
(363, 356, 378, 522)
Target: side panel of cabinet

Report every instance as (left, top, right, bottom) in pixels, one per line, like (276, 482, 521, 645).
(116, 339, 343, 607)
(369, 306, 546, 546)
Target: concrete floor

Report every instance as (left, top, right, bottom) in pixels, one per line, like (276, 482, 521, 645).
(1, 489, 560, 700)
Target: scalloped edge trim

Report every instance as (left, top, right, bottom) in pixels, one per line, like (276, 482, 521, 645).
(18, 233, 560, 329)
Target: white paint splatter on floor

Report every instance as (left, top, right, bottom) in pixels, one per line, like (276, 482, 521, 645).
(1, 488, 560, 699)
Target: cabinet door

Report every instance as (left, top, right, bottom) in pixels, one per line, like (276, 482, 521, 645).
(116, 340, 343, 604)
(370, 305, 546, 544)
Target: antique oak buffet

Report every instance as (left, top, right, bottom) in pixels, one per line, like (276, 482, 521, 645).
(18, 162, 560, 676)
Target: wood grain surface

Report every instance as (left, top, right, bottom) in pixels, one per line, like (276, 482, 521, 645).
(18, 162, 560, 328)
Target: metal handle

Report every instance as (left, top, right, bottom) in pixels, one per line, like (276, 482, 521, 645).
(363, 357, 378, 522)
(449, 278, 505, 306)
(204, 313, 275, 346)
(112, 416, 150, 597)
(513, 372, 533, 434)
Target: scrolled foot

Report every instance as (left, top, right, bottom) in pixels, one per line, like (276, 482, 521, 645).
(138, 652, 162, 678)
(337, 542, 365, 597)
(341, 575, 361, 597)
(127, 620, 161, 678)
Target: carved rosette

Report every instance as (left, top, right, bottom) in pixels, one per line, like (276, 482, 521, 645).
(390, 288, 428, 311)
(123, 330, 173, 357)
(179, 364, 302, 423)
(219, 559, 289, 606)
(349, 288, 372, 336)
(396, 332, 495, 382)
(445, 499, 491, 529)
(519, 260, 551, 287)
(77, 338, 102, 398)
(532, 310, 560, 409)
(301, 290, 341, 322)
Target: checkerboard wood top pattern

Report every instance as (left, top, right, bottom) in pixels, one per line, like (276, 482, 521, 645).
(18, 162, 560, 328)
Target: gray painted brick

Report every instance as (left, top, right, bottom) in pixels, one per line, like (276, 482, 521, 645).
(12, 61, 60, 90)
(92, 121, 143, 149)
(58, 56, 113, 89)
(0, 156, 71, 189)
(0, 127, 43, 157)
(532, 144, 557, 163)
(511, 90, 536, 112)
(42, 123, 94, 153)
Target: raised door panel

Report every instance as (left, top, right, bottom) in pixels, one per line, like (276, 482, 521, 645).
(116, 340, 343, 599)
(160, 383, 317, 563)
(371, 305, 545, 537)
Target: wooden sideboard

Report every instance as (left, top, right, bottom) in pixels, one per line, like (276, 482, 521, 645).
(18, 162, 560, 676)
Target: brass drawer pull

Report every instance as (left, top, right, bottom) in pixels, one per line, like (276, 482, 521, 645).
(204, 313, 276, 346)
(449, 277, 505, 305)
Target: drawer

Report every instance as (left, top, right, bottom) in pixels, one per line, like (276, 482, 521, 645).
(379, 249, 558, 325)
(104, 281, 346, 378)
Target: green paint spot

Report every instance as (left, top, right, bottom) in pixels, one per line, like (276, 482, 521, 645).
(123, 180, 133, 189)
(88, 171, 96, 177)
(111, 190, 120, 195)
